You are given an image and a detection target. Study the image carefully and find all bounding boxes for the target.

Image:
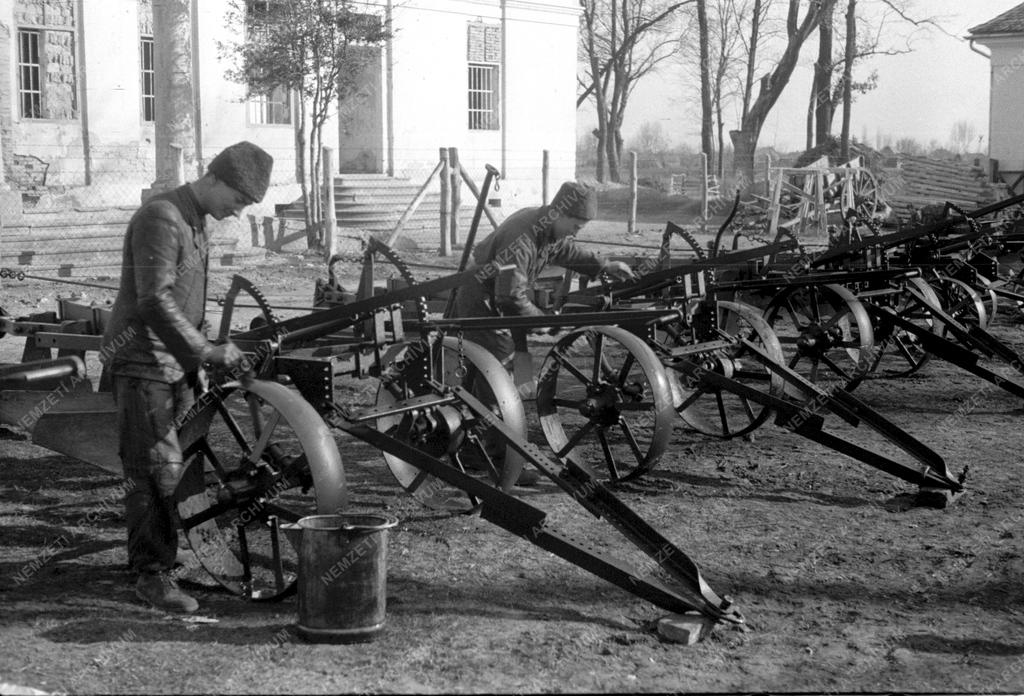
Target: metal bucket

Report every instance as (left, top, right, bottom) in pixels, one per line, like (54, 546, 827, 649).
(295, 513, 399, 643)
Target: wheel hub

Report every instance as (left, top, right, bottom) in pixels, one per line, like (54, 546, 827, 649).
(395, 405, 466, 457)
(578, 384, 621, 426)
(796, 323, 843, 354)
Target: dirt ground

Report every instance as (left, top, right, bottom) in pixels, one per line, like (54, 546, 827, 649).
(2, 221, 1024, 694)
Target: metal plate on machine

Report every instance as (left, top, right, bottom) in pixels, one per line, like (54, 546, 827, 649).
(1, 390, 120, 475)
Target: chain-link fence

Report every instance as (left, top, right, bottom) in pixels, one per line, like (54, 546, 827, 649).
(0, 140, 841, 286)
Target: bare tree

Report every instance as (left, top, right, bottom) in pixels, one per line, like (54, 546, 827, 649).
(807, 0, 941, 158)
(579, 0, 691, 182)
(632, 120, 672, 153)
(949, 120, 978, 155)
(679, 0, 769, 178)
(730, 0, 831, 193)
(697, 0, 714, 165)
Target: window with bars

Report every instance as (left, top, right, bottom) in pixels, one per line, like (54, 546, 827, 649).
(468, 63, 499, 131)
(140, 36, 155, 122)
(18, 30, 43, 119)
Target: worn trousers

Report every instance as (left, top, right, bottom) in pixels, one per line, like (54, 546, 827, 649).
(113, 375, 194, 574)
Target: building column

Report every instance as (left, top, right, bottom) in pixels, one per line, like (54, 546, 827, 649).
(147, 0, 196, 197)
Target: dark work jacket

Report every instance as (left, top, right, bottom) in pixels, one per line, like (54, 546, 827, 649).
(453, 205, 605, 319)
(100, 185, 212, 383)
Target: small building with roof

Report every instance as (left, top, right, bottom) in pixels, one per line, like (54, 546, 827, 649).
(968, 3, 1024, 194)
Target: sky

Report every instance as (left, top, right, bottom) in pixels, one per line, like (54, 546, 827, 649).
(580, 0, 1024, 154)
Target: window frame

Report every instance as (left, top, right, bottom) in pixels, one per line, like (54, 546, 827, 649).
(140, 35, 155, 123)
(244, 0, 292, 126)
(17, 29, 43, 119)
(467, 62, 500, 131)
(247, 85, 292, 126)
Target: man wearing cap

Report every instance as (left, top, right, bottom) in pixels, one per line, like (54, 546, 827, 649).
(101, 141, 273, 613)
(452, 181, 635, 364)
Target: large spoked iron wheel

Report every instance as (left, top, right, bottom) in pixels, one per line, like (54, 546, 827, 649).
(175, 379, 346, 601)
(376, 336, 528, 513)
(665, 301, 786, 439)
(931, 275, 989, 330)
(764, 283, 875, 391)
(536, 325, 675, 483)
(866, 277, 944, 379)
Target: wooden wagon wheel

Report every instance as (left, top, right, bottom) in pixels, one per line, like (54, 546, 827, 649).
(844, 167, 880, 219)
(175, 379, 347, 601)
(536, 325, 675, 483)
(375, 335, 528, 513)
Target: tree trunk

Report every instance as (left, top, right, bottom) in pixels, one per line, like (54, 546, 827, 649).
(806, 87, 815, 151)
(813, 0, 834, 147)
(731, 0, 829, 193)
(840, 0, 856, 161)
(584, 2, 608, 182)
(697, 0, 714, 162)
(741, 0, 761, 122)
(730, 128, 757, 194)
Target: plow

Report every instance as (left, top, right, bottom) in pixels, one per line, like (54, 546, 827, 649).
(3, 167, 1024, 643)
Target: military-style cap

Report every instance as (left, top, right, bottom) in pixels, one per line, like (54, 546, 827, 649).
(550, 181, 598, 221)
(207, 141, 274, 203)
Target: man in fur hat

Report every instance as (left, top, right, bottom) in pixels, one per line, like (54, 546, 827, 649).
(101, 141, 273, 613)
(452, 181, 635, 363)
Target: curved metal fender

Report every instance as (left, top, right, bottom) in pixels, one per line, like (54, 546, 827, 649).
(823, 283, 875, 355)
(442, 336, 529, 491)
(180, 379, 347, 515)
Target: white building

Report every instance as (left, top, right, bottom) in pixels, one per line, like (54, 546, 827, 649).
(968, 3, 1024, 195)
(0, 0, 581, 223)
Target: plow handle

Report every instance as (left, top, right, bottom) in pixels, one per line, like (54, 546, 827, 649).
(444, 164, 501, 318)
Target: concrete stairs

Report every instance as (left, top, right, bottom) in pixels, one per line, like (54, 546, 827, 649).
(280, 173, 479, 236)
(0, 209, 263, 278)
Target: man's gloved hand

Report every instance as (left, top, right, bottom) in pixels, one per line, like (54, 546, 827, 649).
(602, 260, 638, 282)
(206, 341, 245, 370)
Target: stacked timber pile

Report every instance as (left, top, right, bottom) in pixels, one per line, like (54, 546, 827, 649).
(883, 155, 1008, 218)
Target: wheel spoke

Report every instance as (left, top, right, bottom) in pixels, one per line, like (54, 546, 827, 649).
(715, 390, 731, 437)
(596, 428, 620, 482)
(591, 333, 606, 383)
(216, 401, 253, 455)
(555, 419, 597, 458)
(674, 386, 706, 413)
(250, 410, 282, 462)
(551, 350, 592, 387)
(617, 416, 646, 466)
(616, 352, 636, 386)
(818, 353, 853, 380)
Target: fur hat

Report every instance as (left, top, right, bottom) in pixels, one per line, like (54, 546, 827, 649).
(207, 141, 274, 203)
(550, 181, 598, 221)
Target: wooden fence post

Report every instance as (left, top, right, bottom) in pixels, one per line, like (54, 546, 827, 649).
(542, 149, 550, 205)
(439, 147, 451, 256)
(448, 146, 461, 249)
(764, 154, 772, 199)
(322, 147, 337, 258)
(458, 165, 500, 231)
(387, 159, 444, 249)
(628, 151, 638, 236)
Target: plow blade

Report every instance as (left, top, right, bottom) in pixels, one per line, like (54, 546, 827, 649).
(1, 389, 120, 475)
